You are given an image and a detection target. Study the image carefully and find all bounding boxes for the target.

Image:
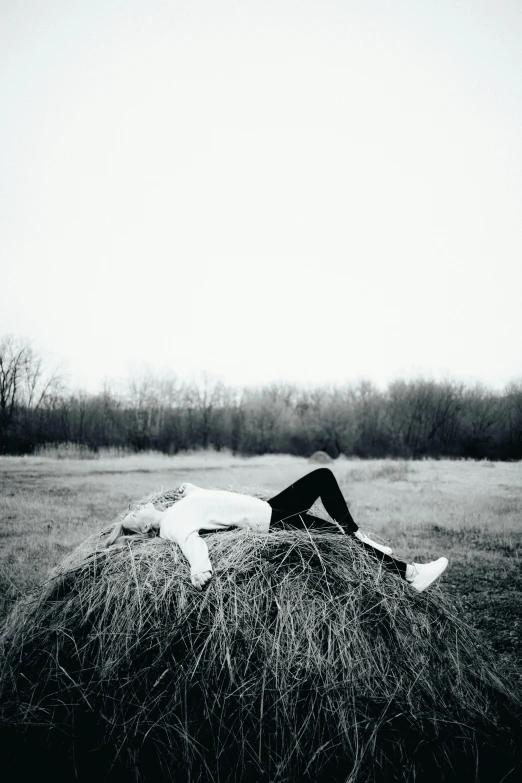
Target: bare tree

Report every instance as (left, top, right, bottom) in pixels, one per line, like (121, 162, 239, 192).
(504, 380, 522, 457)
(0, 336, 29, 437)
(0, 335, 64, 450)
(189, 373, 225, 449)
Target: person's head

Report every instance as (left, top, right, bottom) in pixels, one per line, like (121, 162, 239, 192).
(122, 502, 161, 534)
(103, 502, 162, 548)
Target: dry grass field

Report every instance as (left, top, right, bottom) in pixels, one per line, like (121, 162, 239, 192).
(0, 451, 521, 680)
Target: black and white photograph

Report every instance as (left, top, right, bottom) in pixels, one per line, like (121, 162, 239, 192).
(1, 1, 521, 781)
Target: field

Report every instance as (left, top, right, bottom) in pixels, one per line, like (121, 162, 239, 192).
(0, 451, 521, 683)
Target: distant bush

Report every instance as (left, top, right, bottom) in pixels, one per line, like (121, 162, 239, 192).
(371, 460, 414, 481)
(33, 443, 135, 460)
(34, 442, 99, 459)
(308, 450, 334, 463)
(345, 460, 415, 483)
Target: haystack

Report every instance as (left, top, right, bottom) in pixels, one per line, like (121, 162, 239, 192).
(308, 450, 334, 463)
(1, 487, 521, 783)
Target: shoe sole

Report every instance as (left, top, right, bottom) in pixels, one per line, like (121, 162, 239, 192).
(411, 558, 449, 592)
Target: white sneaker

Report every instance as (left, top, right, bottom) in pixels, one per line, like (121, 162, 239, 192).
(354, 529, 393, 556)
(407, 558, 449, 592)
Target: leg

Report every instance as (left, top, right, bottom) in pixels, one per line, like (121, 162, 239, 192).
(268, 468, 408, 579)
(357, 540, 408, 579)
(267, 468, 358, 533)
(270, 510, 341, 532)
(272, 510, 409, 578)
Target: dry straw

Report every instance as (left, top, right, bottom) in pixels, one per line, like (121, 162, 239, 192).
(0, 487, 521, 782)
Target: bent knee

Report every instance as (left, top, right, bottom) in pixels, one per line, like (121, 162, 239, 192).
(309, 467, 334, 482)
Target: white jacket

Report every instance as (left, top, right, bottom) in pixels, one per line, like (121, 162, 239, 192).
(159, 483, 271, 575)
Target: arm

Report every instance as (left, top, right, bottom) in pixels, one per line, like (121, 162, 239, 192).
(174, 528, 213, 591)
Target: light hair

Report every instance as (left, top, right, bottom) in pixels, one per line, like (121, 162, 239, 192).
(103, 521, 126, 548)
(103, 514, 158, 549)
(103, 486, 187, 549)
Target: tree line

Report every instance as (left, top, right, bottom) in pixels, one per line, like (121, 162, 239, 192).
(1, 335, 522, 460)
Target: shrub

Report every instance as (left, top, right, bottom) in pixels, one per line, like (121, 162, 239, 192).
(308, 450, 334, 463)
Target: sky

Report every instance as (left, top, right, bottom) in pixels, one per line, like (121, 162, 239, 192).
(1, 0, 521, 392)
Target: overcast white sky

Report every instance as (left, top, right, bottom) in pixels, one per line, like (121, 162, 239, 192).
(1, 0, 521, 392)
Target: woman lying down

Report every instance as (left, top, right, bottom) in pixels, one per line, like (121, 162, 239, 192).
(104, 468, 448, 593)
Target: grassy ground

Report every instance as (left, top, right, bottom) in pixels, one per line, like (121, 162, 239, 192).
(0, 451, 521, 681)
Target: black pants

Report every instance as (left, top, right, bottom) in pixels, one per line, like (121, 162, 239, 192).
(268, 468, 407, 579)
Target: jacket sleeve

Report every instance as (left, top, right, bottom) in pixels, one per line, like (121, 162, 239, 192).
(172, 527, 213, 575)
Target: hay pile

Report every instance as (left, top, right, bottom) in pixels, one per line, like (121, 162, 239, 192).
(1, 488, 521, 783)
(308, 450, 334, 463)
